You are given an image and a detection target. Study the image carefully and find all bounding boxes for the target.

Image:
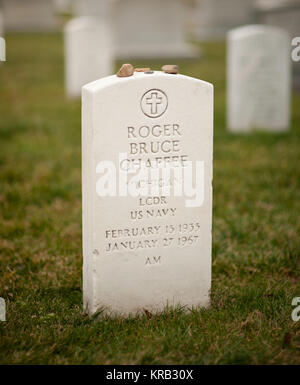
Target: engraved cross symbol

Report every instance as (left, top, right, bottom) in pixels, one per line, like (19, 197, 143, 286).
(146, 92, 162, 115)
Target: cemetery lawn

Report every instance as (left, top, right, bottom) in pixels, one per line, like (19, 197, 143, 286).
(0, 33, 299, 365)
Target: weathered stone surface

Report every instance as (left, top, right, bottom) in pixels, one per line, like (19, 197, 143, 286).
(117, 63, 134, 77)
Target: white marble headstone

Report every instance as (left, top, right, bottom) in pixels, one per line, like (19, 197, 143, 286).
(64, 17, 113, 98)
(227, 25, 291, 132)
(82, 71, 213, 316)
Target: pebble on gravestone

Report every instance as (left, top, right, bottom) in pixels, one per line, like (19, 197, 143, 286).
(162, 65, 179, 74)
(134, 68, 151, 73)
(82, 70, 213, 316)
(117, 63, 134, 77)
(227, 24, 291, 132)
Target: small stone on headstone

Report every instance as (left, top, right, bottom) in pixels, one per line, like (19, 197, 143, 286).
(135, 68, 151, 72)
(117, 63, 134, 77)
(162, 64, 179, 74)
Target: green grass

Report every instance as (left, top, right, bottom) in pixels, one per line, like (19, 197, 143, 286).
(0, 34, 299, 365)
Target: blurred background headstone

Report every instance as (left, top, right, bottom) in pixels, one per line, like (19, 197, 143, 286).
(193, 0, 256, 41)
(254, 0, 300, 89)
(227, 25, 291, 132)
(110, 0, 198, 59)
(1, 0, 58, 32)
(64, 16, 113, 98)
(73, 0, 199, 59)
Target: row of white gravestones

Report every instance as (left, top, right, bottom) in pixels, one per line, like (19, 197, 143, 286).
(80, 25, 292, 316)
(74, 0, 198, 60)
(65, 0, 199, 98)
(227, 25, 291, 132)
(64, 17, 113, 98)
(82, 71, 213, 316)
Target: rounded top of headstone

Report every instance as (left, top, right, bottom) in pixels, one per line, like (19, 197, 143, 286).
(255, 0, 299, 11)
(227, 24, 290, 40)
(64, 16, 103, 32)
(82, 71, 213, 95)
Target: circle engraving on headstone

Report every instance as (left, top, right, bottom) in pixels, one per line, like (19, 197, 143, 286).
(141, 89, 168, 118)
